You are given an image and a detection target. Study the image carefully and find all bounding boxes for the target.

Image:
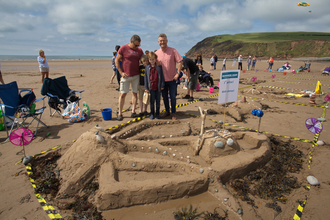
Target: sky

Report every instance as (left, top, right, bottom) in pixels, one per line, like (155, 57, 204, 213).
(0, 0, 329, 56)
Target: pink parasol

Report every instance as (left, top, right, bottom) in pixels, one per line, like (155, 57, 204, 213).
(283, 72, 287, 75)
(9, 128, 33, 157)
(271, 74, 276, 79)
(252, 77, 257, 82)
(305, 118, 323, 134)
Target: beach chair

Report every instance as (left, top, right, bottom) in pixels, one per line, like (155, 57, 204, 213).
(304, 61, 311, 70)
(41, 76, 84, 117)
(0, 81, 47, 141)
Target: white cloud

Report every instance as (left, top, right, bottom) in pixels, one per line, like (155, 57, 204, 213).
(98, 38, 111, 42)
(194, 3, 253, 32)
(0, 0, 329, 56)
(164, 21, 190, 35)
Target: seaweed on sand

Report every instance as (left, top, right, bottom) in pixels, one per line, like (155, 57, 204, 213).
(202, 207, 228, 220)
(173, 205, 203, 220)
(230, 136, 304, 211)
(30, 152, 61, 197)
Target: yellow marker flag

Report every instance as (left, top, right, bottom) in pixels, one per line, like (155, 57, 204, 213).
(315, 81, 322, 94)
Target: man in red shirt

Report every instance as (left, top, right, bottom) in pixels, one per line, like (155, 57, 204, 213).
(115, 35, 144, 120)
(155, 33, 183, 120)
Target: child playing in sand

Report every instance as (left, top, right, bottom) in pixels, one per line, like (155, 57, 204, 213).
(144, 52, 165, 119)
(138, 55, 149, 117)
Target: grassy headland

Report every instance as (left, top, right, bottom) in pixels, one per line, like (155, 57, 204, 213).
(187, 32, 330, 59)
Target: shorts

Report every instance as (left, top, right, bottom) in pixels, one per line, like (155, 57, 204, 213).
(120, 74, 139, 94)
(138, 85, 145, 100)
(187, 71, 199, 90)
(39, 67, 49, 73)
(211, 63, 214, 66)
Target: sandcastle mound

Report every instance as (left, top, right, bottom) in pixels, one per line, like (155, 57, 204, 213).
(55, 118, 272, 212)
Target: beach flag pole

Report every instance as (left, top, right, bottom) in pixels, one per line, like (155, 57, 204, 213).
(222, 104, 227, 134)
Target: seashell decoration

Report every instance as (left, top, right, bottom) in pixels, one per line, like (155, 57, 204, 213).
(227, 138, 234, 146)
(155, 148, 159, 153)
(163, 151, 167, 155)
(214, 141, 224, 148)
(132, 163, 136, 167)
(95, 132, 105, 143)
(307, 176, 320, 185)
(317, 140, 325, 146)
(210, 178, 214, 183)
(199, 168, 204, 173)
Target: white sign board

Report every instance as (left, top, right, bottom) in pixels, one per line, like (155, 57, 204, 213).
(218, 70, 240, 104)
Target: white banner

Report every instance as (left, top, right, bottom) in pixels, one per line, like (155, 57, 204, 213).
(218, 70, 240, 104)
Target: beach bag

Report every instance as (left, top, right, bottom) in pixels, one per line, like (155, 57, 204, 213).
(20, 91, 36, 107)
(62, 101, 74, 118)
(143, 91, 150, 105)
(63, 102, 85, 123)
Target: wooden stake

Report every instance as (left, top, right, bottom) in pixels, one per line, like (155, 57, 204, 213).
(195, 107, 207, 155)
(257, 117, 261, 134)
(222, 103, 227, 134)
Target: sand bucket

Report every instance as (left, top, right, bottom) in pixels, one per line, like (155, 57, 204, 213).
(209, 87, 214, 93)
(101, 108, 112, 120)
(196, 83, 201, 91)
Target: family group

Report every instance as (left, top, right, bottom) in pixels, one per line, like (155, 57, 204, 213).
(110, 34, 201, 121)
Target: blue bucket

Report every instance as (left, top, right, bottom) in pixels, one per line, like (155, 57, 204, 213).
(101, 108, 112, 120)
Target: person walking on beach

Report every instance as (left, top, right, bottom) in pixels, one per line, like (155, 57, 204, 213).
(110, 51, 117, 84)
(210, 55, 215, 70)
(267, 57, 274, 71)
(155, 33, 183, 120)
(115, 35, 144, 121)
(214, 54, 218, 70)
(181, 57, 199, 102)
(238, 55, 243, 70)
(37, 50, 49, 83)
(222, 57, 226, 70)
(144, 52, 165, 119)
(247, 56, 251, 70)
(0, 62, 4, 84)
(114, 45, 122, 91)
(251, 56, 257, 71)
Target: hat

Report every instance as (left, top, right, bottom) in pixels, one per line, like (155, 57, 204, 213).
(239, 55, 242, 57)
(249, 56, 251, 58)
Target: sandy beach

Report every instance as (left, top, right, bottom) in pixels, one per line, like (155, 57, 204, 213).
(0, 58, 329, 220)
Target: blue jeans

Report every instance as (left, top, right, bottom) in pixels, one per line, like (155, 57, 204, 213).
(150, 90, 161, 116)
(116, 69, 121, 86)
(162, 80, 177, 114)
(268, 63, 273, 70)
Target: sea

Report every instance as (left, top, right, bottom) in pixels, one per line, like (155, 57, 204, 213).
(0, 55, 112, 61)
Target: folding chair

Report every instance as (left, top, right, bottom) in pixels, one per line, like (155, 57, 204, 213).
(41, 76, 84, 117)
(0, 81, 47, 141)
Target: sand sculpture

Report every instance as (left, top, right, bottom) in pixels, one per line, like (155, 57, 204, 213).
(55, 108, 272, 213)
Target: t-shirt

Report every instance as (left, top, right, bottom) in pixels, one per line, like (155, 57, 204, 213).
(150, 66, 158, 90)
(118, 44, 143, 77)
(269, 58, 274, 63)
(139, 65, 145, 86)
(223, 58, 226, 65)
(182, 57, 198, 75)
(37, 56, 49, 68)
(155, 47, 182, 82)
